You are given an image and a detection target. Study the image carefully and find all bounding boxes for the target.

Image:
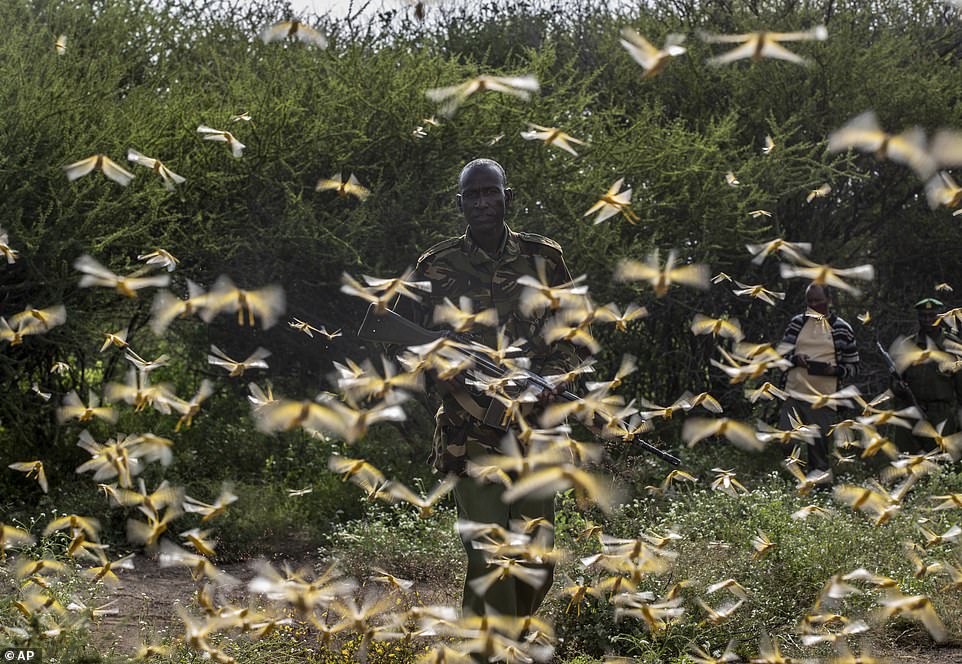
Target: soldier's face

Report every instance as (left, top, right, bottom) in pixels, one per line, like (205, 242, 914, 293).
(919, 310, 939, 331)
(457, 165, 512, 237)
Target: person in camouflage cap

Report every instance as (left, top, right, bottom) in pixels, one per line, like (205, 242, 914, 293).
(892, 297, 962, 452)
(394, 158, 582, 619)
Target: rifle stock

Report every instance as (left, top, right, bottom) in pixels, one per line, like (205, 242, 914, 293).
(357, 304, 446, 347)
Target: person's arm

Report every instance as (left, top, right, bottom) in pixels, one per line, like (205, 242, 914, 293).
(948, 334, 962, 406)
(832, 318, 860, 380)
(780, 314, 805, 368)
(953, 373, 962, 423)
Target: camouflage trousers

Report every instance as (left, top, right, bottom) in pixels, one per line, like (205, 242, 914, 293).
(894, 401, 961, 454)
(453, 440, 556, 618)
(431, 400, 505, 474)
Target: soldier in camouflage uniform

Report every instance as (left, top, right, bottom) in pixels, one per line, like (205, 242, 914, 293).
(395, 158, 581, 619)
(893, 298, 962, 452)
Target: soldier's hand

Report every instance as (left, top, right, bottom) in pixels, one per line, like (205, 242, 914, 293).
(537, 383, 566, 405)
(893, 379, 911, 397)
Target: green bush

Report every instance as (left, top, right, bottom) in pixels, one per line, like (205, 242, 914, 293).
(322, 498, 462, 587)
(3, 0, 962, 661)
(549, 469, 962, 661)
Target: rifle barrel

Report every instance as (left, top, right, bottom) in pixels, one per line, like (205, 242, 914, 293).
(876, 339, 925, 415)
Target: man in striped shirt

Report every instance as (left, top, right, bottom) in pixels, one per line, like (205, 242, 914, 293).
(778, 283, 860, 484)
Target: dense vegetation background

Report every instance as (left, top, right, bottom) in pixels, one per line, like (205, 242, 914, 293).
(3, 0, 962, 661)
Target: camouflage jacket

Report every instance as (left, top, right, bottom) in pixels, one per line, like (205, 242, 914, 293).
(395, 223, 583, 473)
(899, 330, 962, 405)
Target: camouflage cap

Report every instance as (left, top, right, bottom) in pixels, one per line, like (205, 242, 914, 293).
(915, 297, 944, 310)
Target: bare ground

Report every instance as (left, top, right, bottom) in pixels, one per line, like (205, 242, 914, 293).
(90, 555, 962, 663)
(90, 550, 454, 659)
(91, 554, 261, 654)
(888, 646, 962, 663)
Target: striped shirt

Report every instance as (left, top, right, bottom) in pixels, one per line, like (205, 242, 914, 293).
(780, 312, 860, 380)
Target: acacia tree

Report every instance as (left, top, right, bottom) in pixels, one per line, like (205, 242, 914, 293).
(1, 0, 960, 495)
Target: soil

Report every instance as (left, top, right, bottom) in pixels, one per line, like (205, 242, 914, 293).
(90, 555, 962, 662)
(90, 549, 454, 658)
(889, 647, 962, 663)
(91, 554, 268, 654)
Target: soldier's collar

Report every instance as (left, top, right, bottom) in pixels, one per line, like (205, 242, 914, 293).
(917, 327, 944, 342)
(463, 224, 520, 262)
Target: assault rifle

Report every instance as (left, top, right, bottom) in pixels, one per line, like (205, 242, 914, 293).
(876, 339, 925, 416)
(356, 304, 681, 466)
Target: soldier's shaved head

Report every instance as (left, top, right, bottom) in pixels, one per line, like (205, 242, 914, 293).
(456, 158, 513, 255)
(458, 158, 507, 191)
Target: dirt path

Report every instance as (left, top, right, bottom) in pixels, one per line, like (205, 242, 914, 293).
(889, 647, 962, 663)
(91, 551, 454, 658)
(91, 556, 962, 662)
(92, 554, 267, 654)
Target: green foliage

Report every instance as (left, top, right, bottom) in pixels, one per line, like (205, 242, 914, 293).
(3, 0, 962, 661)
(322, 499, 462, 586)
(0, 517, 120, 663)
(2, 0, 961, 477)
(548, 470, 962, 661)
(3, 0, 962, 468)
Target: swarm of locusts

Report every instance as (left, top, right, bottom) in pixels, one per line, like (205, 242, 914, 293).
(5, 7, 962, 664)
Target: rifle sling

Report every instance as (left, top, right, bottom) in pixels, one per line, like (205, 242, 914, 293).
(445, 380, 489, 423)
